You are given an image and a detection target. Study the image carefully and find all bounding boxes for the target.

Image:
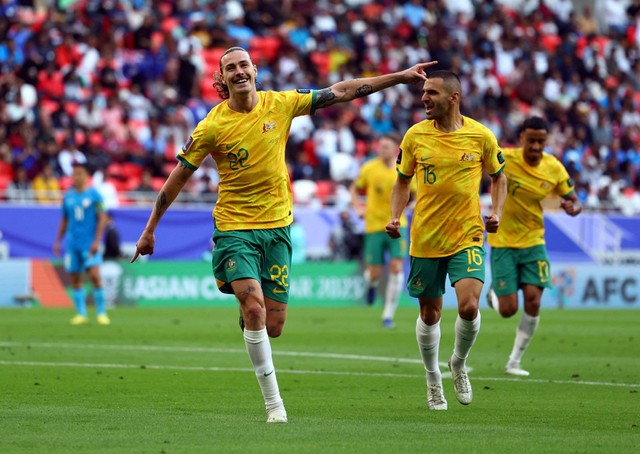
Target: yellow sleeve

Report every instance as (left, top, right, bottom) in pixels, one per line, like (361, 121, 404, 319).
(177, 117, 215, 170)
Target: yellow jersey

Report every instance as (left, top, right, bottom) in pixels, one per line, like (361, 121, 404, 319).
(487, 147, 574, 249)
(178, 90, 316, 231)
(397, 116, 505, 258)
(355, 157, 413, 233)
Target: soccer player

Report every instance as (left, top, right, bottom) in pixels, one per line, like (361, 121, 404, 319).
(130, 46, 437, 423)
(349, 132, 414, 328)
(386, 70, 507, 410)
(486, 116, 582, 377)
(53, 162, 110, 325)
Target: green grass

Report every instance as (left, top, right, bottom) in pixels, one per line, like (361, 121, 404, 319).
(1, 306, 638, 453)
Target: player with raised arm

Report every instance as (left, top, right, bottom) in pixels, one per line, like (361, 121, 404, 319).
(386, 70, 507, 410)
(486, 116, 582, 376)
(131, 46, 437, 423)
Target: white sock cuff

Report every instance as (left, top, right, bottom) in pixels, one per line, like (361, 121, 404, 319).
(456, 312, 481, 330)
(522, 312, 539, 324)
(244, 328, 268, 344)
(416, 316, 440, 334)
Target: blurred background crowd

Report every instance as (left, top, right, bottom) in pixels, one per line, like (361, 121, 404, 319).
(2, 0, 640, 214)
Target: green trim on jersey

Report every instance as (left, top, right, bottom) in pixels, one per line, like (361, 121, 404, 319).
(397, 170, 412, 179)
(177, 154, 198, 171)
(489, 164, 505, 177)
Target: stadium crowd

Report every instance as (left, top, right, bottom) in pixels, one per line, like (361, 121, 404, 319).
(1, 0, 640, 214)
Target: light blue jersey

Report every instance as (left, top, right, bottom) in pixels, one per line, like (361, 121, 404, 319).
(62, 187, 105, 251)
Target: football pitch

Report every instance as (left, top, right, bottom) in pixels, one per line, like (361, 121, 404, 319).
(1, 306, 638, 453)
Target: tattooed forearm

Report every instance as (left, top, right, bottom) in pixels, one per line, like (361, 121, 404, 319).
(315, 88, 337, 108)
(237, 286, 257, 298)
(154, 191, 167, 220)
(354, 84, 373, 98)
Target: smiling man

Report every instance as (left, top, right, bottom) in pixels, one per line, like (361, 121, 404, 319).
(486, 116, 582, 377)
(131, 46, 436, 423)
(386, 70, 507, 411)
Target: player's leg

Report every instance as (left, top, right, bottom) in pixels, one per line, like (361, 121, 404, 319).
(447, 247, 486, 405)
(233, 279, 286, 423)
(381, 230, 407, 327)
(409, 257, 448, 410)
(363, 233, 385, 305)
(213, 229, 286, 423)
(505, 284, 542, 376)
(504, 246, 550, 376)
(488, 247, 519, 317)
(86, 252, 109, 325)
(66, 249, 89, 324)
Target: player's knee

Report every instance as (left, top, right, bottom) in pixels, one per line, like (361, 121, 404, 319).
(499, 305, 518, 318)
(243, 303, 266, 325)
(266, 324, 283, 338)
(458, 300, 479, 320)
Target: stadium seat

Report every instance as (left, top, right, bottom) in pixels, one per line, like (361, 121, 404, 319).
(120, 162, 144, 180)
(249, 36, 281, 64)
(315, 180, 335, 204)
(151, 177, 165, 191)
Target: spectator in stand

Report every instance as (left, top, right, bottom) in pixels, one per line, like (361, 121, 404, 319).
(32, 161, 61, 204)
(6, 165, 31, 203)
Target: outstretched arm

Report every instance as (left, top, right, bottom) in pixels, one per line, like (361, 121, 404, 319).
(130, 161, 195, 262)
(315, 61, 438, 110)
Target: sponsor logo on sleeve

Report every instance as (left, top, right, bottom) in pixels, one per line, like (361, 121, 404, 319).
(497, 151, 505, 164)
(182, 136, 194, 153)
(396, 149, 403, 164)
(296, 89, 311, 94)
(567, 178, 574, 187)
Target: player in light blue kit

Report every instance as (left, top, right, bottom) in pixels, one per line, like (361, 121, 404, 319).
(54, 162, 110, 325)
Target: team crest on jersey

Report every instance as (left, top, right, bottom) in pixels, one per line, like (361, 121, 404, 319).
(83, 198, 91, 208)
(540, 182, 551, 189)
(262, 122, 276, 133)
(460, 153, 475, 161)
(182, 136, 194, 153)
(497, 280, 506, 289)
(226, 259, 237, 271)
(411, 278, 424, 291)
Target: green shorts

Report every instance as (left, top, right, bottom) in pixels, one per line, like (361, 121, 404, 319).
(212, 226, 292, 303)
(490, 245, 552, 296)
(364, 229, 408, 266)
(407, 246, 486, 298)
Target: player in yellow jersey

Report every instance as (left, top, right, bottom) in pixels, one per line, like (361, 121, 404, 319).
(130, 46, 437, 423)
(350, 132, 414, 328)
(486, 116, 582, 377)
(386, 70, 507, 411)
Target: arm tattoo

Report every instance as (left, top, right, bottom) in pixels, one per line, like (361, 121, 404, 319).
(354, 84, 373, 98)
(154, 191, 167, 220)
(237, 286, 257, 298)
(315, 88, 337, 108)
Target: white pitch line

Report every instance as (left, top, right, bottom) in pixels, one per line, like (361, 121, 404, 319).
(0, 360, 638, 387)
(0, 341, 425, 364)
(1, 342, 638, 388)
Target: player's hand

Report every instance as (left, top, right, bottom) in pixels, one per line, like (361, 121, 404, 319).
(484, 213, 500, 233)
(401, 61, 439, 84)
(385, 219, 402, 239)
(560, 199, 582, 217)
(131, 231, 155, 263)
(90, 241, 99, 255)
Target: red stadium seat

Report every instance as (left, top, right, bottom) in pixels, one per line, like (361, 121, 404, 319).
(249, 36, 281, 64)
